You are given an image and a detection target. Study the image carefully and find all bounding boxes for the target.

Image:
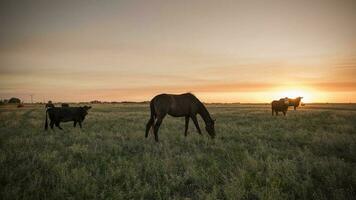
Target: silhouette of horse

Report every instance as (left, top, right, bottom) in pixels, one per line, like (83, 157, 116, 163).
(145, 93, 215, 142)
(281, 97, 303, 110)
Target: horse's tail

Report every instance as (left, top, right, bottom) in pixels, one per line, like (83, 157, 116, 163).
(145, 101, 156, 137)
(44, 109, 49, 130)
(150, 101, 155, 122)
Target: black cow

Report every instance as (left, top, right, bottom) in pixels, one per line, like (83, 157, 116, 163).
(45, 101, 55, 108)
(45, 106, 91, 130)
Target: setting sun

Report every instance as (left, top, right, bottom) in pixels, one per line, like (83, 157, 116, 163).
(1, 0, 356, 103)
(273, 89, 311, 103)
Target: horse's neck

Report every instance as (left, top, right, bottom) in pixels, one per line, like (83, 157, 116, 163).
(198, 103, 212, 124)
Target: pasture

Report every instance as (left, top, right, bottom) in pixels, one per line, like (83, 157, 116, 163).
(0, 103, 355, 199)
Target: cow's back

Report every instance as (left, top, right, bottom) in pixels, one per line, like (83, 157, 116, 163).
(48, 107, 81, 122)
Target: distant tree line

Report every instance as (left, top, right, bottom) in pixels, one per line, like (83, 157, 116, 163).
(89, 100, 150, 104)
(0, 98, 151, 105)
(0, 97, 21, 105)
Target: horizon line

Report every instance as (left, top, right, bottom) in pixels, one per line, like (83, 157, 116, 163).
(9, 101, 356, 104)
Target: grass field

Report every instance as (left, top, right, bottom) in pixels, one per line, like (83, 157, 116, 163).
(1, 103, 356, 199)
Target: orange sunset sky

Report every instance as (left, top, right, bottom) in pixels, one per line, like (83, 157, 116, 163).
(1, 0, 356, 103)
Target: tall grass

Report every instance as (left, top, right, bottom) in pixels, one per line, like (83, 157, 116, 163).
(0, 104, 355, 199)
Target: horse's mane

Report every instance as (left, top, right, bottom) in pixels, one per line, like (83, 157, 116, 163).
(185, 92, 195, 97)
(183, 92, 200, 101)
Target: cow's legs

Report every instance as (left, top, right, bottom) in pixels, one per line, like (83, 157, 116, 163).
(272, 109, 274, 116)
(294, 106, 296, 110)
(73, 121, 77, 127)
(145, 117, 154, 138)
(184, 116, 190, 136)
(79, 121, 82, 128)
(283, 111, 286, 116)
(50, 121, 55, 130)
(276, 111, 279, 116)
(55, 122, 63, 130)
(191, 115, 202, 135)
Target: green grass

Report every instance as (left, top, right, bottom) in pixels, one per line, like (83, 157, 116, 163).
(1, 104, 356, 199)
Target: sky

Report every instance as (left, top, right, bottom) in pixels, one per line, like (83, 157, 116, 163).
(1, 0, 356, 103)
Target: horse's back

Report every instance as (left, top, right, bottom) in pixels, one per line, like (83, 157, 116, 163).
(151, 93, 200, 117)
(151, 93, 198, 104)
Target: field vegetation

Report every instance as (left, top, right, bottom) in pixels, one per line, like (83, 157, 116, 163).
(1, 103, 355, 199)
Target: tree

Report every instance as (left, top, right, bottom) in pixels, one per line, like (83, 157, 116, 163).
(8, 97, 21, 104)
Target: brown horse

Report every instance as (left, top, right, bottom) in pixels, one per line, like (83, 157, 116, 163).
(145, 93, 215, 142)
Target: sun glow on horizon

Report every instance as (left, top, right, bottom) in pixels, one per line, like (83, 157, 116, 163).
(271, 86, 322, 103)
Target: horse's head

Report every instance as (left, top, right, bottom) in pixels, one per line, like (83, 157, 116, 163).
(205, 119, 216, 138)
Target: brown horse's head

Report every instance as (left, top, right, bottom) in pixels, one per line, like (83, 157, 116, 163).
(205, 119, 216, 138)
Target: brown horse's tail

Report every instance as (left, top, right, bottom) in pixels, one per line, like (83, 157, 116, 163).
(145, 101, 156, 137)
(45, 109, 48, 130)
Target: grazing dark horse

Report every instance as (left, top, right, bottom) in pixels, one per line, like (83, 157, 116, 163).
(285, 97, 303, 110)
(145, 93, 215, 142)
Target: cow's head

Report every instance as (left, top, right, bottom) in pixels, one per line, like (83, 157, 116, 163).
(282, 97, 289, 105)
(80, 106, 92, 120)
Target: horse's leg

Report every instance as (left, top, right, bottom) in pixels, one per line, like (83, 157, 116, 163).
(79, 121, 82, 129)
(276, 111, 279, 116)
(145, 117, 154, 138)
(283, 111, 286, 116)
(191, 115, 202, 135)
(294, 106, 296, 110)
(184, 116, 189, 137)
(73, 121, 77, 127)
(153, 116, 164, 142)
